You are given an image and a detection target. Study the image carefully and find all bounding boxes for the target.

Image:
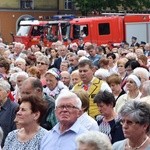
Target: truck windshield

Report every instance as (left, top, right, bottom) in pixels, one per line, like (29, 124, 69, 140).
(46, 22, 71, 42)
(17, 26, 31, 36)
(73, 24, 88, 39)
(62, 23, 70, 40)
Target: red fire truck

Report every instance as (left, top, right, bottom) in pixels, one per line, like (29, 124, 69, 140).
(14, 14, 150, 48)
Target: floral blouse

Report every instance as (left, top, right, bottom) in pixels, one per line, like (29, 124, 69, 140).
(3, 127, 48, 150)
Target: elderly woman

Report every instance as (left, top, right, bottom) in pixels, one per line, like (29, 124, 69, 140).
(113, 101, 150, 150)
(3, 94, 48, 150)
(12, 71, 29, 103)
(36, 55, 49, 86)
(94, 68, 110, 81)
(76, 131, 112, 150)
(0, 79, 19, 147)
(94, 90, 124, 144)
(133, 67, 149, 87)
(117, 58, 128, 81)
(115, 74, 142, 113)
(71, 70, 81, 87)
(43, 68, 68, 99)
(14, 57, 26, 71)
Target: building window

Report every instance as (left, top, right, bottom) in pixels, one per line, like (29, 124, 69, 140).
(20, 0, 33, 9)
(65, 0, 72, 10)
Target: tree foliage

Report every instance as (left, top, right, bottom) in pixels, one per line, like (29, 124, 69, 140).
(73, 0, 150, 15)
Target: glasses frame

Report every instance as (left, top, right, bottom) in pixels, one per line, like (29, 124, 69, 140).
(37, 62, 47, 65)
(120, 119, 139, 126)
(56, 105, 79, 111)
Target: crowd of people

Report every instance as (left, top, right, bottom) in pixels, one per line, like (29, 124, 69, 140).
(0, 36, 150, 150)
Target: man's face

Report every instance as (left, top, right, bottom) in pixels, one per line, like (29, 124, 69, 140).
(60, 62, 68, 72)
(60, 72, 70, 87)
(59, 48, 68, 57)
(78, 65, 93, 84)
(20, 82, 39, 98)
(68, 56, 78, 67)
(88, 49, 96, 57)
(55, 98, 80, 126)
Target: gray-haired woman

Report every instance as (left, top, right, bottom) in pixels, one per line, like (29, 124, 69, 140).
(76, 131, 112, 150)
(113, 101, 150, 150)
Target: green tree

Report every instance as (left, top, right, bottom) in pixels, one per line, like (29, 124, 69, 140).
(74, 0, 150, 15)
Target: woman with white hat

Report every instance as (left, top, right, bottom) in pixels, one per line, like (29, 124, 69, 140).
(115, 74, 142, 113)
(43, 68, 68, 100)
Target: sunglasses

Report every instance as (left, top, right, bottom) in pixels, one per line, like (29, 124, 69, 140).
(37, 62, 47, 65)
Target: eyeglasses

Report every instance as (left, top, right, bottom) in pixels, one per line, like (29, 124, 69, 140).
(37, 62, 47, 65)
(120, 119, 139, 126)
(56, 105, 78, 110)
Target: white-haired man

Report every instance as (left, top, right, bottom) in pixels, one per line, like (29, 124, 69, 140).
(40, 90, 87, 150)
(0, 79, 18, 147)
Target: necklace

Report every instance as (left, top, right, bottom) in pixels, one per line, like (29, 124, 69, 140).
(127, 136, 149, 150)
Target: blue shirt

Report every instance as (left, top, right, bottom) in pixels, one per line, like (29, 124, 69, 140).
(88, 54, 101, 67)
(40, 120, 87, 150)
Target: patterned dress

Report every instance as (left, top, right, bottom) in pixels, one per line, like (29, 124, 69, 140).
(3, 127, 48, 150)
(96, 115, 124, 144)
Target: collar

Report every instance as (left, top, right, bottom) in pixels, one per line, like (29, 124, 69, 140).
(52, 119, 81, 135)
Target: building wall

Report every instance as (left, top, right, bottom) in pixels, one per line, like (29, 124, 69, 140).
(0, 10, 57, 44)
(0, 0, 59, 9)
(34, 0, 57, 9)
(0, 0, 77, 44)
(0, 0, 18, 9)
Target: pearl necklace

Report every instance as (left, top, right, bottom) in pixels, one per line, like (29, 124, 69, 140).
(127, 136, 149, 150)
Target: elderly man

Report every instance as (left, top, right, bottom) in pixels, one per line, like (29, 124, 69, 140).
(40, 90, 87, 150)
(68, 53, 79, 74)
(72, 59, 111, 118)
(53, 45, 68, 70)
(20, 77, 57, 130)
(60, 71, 72, 89)
(0, 79, 18, 147)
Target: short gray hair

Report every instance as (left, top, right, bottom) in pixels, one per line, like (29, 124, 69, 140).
(16, 71, 29, 79)
(141, 80, 150, 97)
(133, 67, 149, 82)
(36, 55, 49, 65)
(0, 79, 10, 91)
(76, 131, 112, 150)
(119, 101, 150, 132)
(55, 89, 82, 109)
(15, 57, 26, 65)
